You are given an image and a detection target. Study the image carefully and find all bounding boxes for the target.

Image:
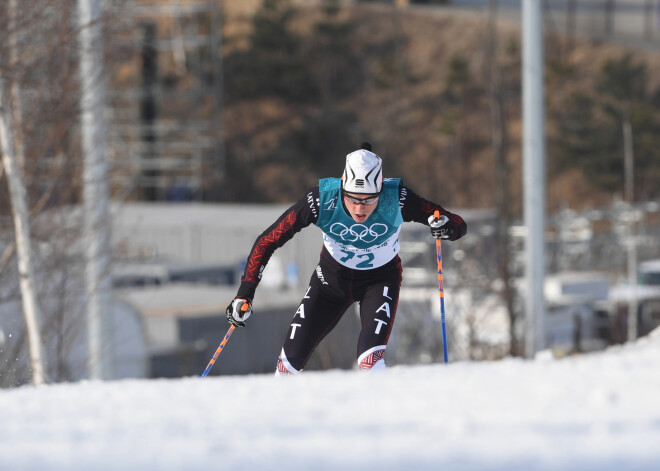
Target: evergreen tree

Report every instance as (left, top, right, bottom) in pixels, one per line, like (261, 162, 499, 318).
(597, 54, 660, 201)
(554, 54, 660, 200)
(225, 0, 314, 102)
(554, 91, 621, 192)
(297, 0, 363, 176)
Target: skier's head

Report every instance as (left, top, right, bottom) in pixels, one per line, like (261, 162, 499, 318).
(341, 142, 383, 195)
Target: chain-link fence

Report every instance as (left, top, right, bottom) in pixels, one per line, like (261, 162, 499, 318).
(391, 200, 660, 364)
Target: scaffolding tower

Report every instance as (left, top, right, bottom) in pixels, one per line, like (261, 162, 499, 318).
(106, 0, 225, 202)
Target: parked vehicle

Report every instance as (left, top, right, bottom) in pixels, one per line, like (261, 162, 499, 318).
(596, 259, 660, 342)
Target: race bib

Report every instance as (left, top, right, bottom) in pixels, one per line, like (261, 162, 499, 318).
(323, 226, 401, 270)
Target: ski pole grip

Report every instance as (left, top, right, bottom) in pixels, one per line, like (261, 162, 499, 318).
(433, 210, 449, 225)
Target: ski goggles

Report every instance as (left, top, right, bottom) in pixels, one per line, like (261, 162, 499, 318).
(343, 192, 380, 206)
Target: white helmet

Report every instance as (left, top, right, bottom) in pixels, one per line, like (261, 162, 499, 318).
(342, 144, 383, 195)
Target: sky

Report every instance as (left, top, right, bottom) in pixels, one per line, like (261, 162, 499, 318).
(1, 327, 659, 471)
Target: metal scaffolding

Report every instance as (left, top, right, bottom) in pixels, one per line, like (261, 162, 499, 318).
(106, 0, 225, 202)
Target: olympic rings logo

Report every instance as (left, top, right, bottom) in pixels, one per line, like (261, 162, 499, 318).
(329, 222, 388, 243)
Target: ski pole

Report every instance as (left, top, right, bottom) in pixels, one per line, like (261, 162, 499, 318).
(201, 302, 250, 377)
(434, 210, 449, 364)
(201, 325, 235, 378)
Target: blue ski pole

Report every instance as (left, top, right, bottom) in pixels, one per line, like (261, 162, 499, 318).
(434, 210, 449, 364)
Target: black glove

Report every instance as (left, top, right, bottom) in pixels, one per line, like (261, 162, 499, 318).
(226, 298, 252, 327)
(428, 214, 454, 240)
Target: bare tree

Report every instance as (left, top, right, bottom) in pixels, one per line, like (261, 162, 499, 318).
(0, 77, 45, 386)
(0, 0, 111, 387)
(485, 0, 519, 356)
(8, 0, 25, 173)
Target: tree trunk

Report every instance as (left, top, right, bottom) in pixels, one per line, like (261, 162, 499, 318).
(0, 78, 46, 386)
(487, 0, 519, 356)
(9, 0, 26, 173)
(622, 111, 637, 342)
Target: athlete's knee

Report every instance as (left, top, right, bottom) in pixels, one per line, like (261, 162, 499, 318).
(357, 345, 386, 371)
(275, 348, 303, 376)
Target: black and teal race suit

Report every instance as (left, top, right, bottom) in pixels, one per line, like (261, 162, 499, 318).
(236, 178, 467, 373)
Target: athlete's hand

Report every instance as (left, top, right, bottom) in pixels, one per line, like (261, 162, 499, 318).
(226, 298, 252, 327)
(428, 212, 467, 241)
(428, 214, 454, 240)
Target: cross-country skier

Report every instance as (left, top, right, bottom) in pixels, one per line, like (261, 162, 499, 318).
(226, 143, 467, 374)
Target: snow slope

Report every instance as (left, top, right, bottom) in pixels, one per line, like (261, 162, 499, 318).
(2, 330, 660, 471)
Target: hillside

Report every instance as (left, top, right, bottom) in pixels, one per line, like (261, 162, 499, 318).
(220, 1, 660, 214)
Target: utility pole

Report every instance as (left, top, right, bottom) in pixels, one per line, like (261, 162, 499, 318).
(623, 114, 637, 342)
(77, 0, 113, 380)
(522, 0, 547, 358)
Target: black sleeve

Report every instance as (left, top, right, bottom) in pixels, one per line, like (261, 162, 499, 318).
(399, 184, 467, 241)
(236, 187, 320, 301)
